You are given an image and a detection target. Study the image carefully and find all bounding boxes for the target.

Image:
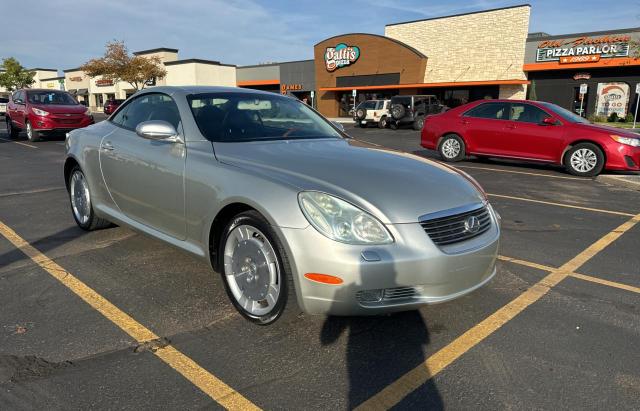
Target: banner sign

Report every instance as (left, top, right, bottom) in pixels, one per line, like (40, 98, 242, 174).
(595, 82, 630, 117)
(536, 35, 630, 63)
(325, 43, 360, 72)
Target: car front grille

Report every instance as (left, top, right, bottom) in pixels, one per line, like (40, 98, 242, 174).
(420, 205, 491, 246)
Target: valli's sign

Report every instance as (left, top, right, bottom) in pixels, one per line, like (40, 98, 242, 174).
(536, 35, 631, 64)
(325, 43, 360, 72)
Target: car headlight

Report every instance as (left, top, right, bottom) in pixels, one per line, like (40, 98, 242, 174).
(610, 134, 640, 147)
(298, 191, 393, 244)
(31, 107, 49, 116)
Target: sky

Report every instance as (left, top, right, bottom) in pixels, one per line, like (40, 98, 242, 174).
(2, 0, 640, 72)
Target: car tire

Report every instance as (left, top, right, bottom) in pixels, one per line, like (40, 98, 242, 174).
(358, 121, 367, 128)
(25, 120, 41, 142)
(379, 116, 388, 129)
(438, 134, 466, 162)
(6, 117, 19, 138)
(219, 210, 300, 325)
(413, 116, 425, 131)
(67, 165, 112, 231)
(390, 104, 405, 120)
(563, 143, 604, 177)
(356, 108, 367, 121)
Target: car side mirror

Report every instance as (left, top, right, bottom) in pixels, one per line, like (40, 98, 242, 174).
(541, 117, 559, 126)
(135, 120, 180, 142)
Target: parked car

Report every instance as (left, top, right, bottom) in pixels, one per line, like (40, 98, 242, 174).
(6, 89, 94, 142)
(388, 94, 444, 130)
(421, 99, 640, 177)
(353, 99, 391, 128)
(64, 86, 499, 325)
(103, 98, 124, 115)
(0, 97, 8, 116)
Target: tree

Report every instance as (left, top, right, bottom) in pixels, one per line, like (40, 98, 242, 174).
(0, 57, 35, 91)
(80, 41, 167, 91)
(630, 39, 640, 59)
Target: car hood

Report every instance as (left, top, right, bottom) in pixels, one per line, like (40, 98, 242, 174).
(576, 122, 640, 138)
(32, 104, 87, 114)
(213, 138, 485, 224)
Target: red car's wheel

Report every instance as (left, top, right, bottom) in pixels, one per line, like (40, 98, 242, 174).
(438, 134, 466, 162)
(563, 143, 605, 177)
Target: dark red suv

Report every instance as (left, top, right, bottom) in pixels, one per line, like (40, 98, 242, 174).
(5, 89, 94, 142)
(103, 98, 124, 115)
(421, 99, 640, 176)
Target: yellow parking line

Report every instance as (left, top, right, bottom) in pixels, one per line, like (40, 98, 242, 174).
(455, 165, 584, 180)
(356, 214, 640, 410)
(0, 137, 38, 149)
(499, 255, 640, 295)
(0, 221, 260, 411)
(488, 193, 636, 217)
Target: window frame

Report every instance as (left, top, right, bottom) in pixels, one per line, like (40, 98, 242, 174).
(462, 102, 510, 121)
(507, 102, 552, 124)
(108, 92, 182, 133)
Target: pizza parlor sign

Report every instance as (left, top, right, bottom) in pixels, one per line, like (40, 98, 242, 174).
(325, 43, 360, 72)
(536, 35, 630, 64)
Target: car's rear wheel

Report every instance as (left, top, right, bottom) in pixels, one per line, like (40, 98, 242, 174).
(220, 211, 299, 325)
(390, 104, 405, 120)
(6, 117, 19, 138)
(68, 166, 111, 230)
(379, 116, 388, 129)
(438, 134, 465, 162)
(563, 143, 604, 177)
(355, 108, 366, 121)
(25, 121, 41, 142)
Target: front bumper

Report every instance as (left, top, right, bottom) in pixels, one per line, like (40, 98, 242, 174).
(30, 114, 94, 132)
(279, 206, 500, 315)
(606, 143, 640, 171)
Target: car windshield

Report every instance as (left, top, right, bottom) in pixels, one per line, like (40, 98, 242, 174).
(27, 91, 77, 105)
(188, 92, 343, 142)
(538, 101, 590, 124)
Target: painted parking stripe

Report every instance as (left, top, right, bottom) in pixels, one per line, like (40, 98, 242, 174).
(499, 255, 640, 294)
(355, 213, 640, 410)
(0, 220, 260, 411)
(0, 137, 38, 149)
(0, 187, 66, 198)
(488, 193, 636, 217)
(455, 165, 585, 180)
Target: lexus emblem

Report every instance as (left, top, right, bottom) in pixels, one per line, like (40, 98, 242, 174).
(464, 216, 481, 233)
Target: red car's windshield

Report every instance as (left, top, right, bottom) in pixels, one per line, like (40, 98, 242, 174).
(27, 91, 78, 106)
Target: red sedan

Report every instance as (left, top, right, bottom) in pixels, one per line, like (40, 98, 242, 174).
(5, 89, 94, 142)
(421, 99, 640, 176)
(103, 98, 124, 115)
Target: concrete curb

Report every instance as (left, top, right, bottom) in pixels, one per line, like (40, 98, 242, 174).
(597, 174, 640, 190)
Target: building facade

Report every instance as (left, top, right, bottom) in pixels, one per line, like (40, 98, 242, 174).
(524, 28, 640, 120)
(237, 60, 316, 105)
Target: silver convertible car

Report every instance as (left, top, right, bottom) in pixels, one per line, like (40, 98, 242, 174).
(64, 86, 500, 324)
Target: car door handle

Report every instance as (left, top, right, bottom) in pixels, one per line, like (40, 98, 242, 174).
(505, 124, 517, 129)
(101, 141, 114, 151)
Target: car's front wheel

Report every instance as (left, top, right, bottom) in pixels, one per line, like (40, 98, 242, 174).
(379, 116, 388, 129)
(563, 143, 604, 177)
(68, 166, 111, 230)
(25, 120, 41, 142)
(220, 211, 299, 325)
(438, 134, 466, 162)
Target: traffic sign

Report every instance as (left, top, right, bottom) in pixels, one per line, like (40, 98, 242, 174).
(579, 83, 588, 95)
(636, 83, 640, 94)
(352, 89, 357, 97)
(310, 90, 315, 98)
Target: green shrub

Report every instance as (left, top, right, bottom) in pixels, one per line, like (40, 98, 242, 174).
(588, 114, 606, 123)
(607, 112, 619, 122)
(625, 113, 634, 123)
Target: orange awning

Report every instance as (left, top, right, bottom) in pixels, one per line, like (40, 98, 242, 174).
(319, 79, 529, 91)
(524, 57, 640, 72)
(237, 79, 279, 87)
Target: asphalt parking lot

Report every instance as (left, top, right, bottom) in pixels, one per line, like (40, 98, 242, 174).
(1, 117, 639, 410)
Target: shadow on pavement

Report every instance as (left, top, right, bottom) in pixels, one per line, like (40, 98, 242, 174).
(319, 253, 443, 409)
(0, 226, 87, 267)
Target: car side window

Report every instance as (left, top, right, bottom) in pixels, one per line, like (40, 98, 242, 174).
(115, 93, 181, 131)
(509, 103, 550, 124)
(463, 103, 508, 120)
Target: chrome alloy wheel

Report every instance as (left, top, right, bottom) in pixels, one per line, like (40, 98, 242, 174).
(442, 138, 461, 159)
(26, 122, 33, 140)
(70, 170, 91, 225)
(570, 148, 597, 173)
(223, 225, 280, 317)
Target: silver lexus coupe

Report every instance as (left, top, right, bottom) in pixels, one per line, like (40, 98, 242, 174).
(64, 86, 500, 324)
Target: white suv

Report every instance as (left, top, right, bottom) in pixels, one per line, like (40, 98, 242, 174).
(353, 99, 391, 128)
